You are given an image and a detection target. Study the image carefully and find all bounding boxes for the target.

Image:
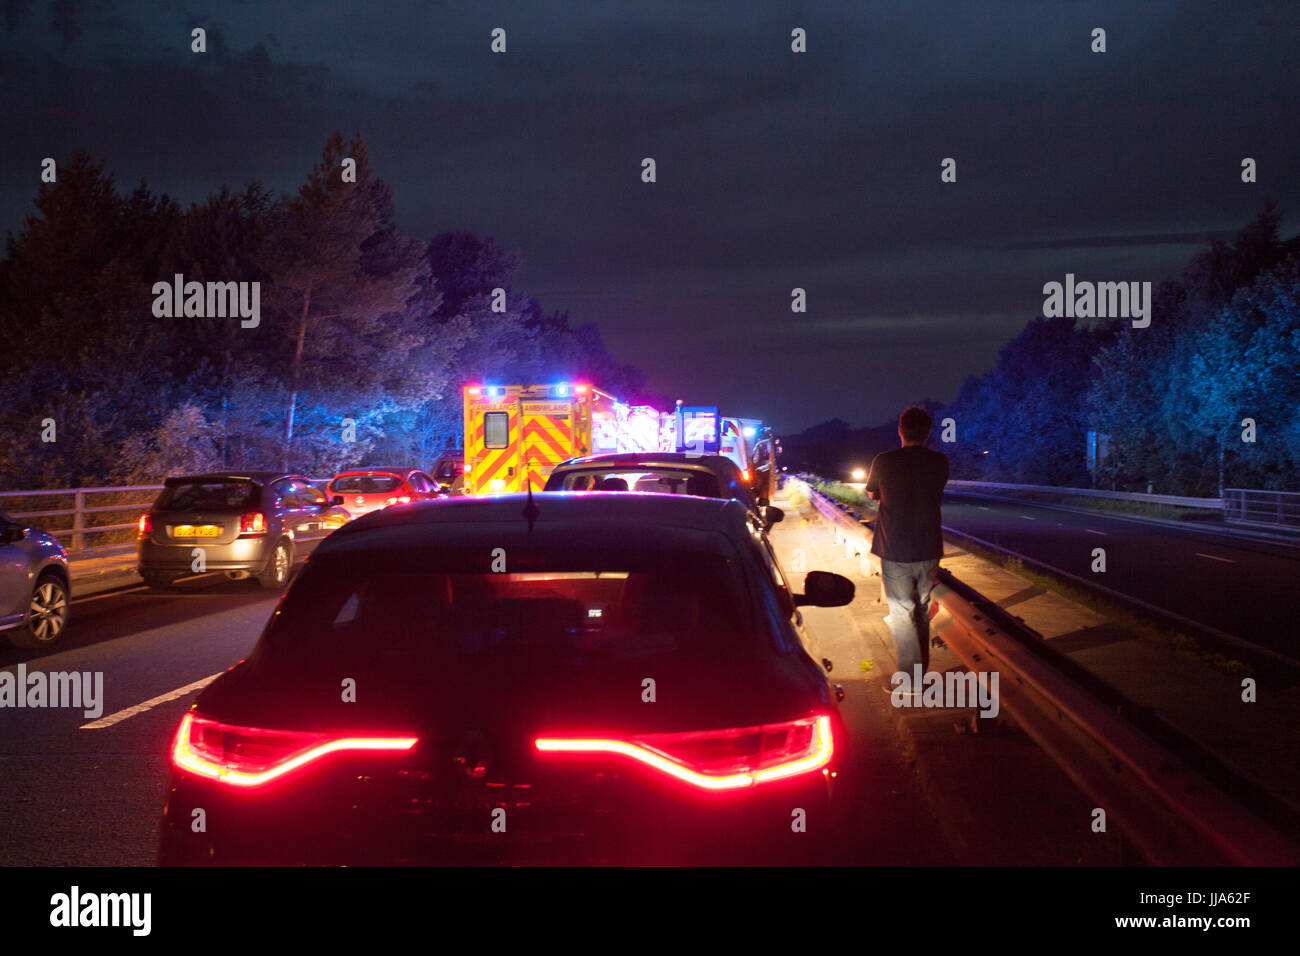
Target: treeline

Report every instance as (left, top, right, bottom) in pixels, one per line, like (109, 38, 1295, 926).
(785, 206, 1300, 497)
(0, 133, 654, 488)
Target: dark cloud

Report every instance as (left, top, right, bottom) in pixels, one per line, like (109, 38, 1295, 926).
(3, 0, 1299, 430)
(49, 0, 79, 46)
(4, 0, 33, 32)
(1005, 232, 1237, 251)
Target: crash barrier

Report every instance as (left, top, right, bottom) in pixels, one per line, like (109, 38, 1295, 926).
(1, 485, 163, 555)
(945, 479, 1222, 510)
(793, 477, 1300, 864)
(2, 478, 338, 563)
(1223, 487, 1300, 528)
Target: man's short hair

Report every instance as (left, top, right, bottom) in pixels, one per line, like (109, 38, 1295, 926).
(899, 406, 933, 444)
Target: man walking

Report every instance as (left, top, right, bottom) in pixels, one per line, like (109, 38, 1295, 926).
(865, 406, 948, 675)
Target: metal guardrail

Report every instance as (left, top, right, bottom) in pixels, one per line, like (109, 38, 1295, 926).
(0, 484, 163, 554)
(1224, 487, 1300, 528)
(0, 478, 336, 558)
(791, 476, 1300, 865)
(946, 479, 1222, 510)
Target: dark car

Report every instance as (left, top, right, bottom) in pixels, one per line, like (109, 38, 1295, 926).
(326, 467, 445, 520)
(159, 493, 854, 865)
(430, 451, 466, 495)
(544, 452, 782, 527)
(0, 512, 71, 648)
(137, 473, 351, 590)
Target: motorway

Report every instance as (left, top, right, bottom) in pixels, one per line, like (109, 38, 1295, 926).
(0, 489, 1134, 866)
(941, 493, 1300, 657)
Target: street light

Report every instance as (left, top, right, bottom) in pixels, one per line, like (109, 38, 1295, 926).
(850, 467, 866, 481)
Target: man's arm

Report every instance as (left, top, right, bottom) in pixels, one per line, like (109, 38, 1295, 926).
(865, 456, 881, 501)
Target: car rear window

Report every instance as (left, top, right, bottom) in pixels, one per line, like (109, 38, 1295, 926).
(331, 474, 403, 493)
(547, 469, 722, 497)
(154, 480, 259, 511)
(264, 549, 754, 670)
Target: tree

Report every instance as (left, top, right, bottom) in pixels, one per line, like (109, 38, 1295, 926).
(258, 132, 428, 469)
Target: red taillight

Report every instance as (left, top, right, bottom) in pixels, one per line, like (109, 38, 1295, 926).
(239, 512, 266, 534)
(171, 712, 417, 788)
(741, 469, 751, 482)
(137, 513, 153, 536)
(385, 495, 412, 505)
(535, 714, 832, 790)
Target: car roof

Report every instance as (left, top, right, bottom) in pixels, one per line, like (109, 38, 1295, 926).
(553, 453, 737, 471)
(331, 467, 419, 477)
(163, 471, 296, 485)
(319, 492, 751, 555)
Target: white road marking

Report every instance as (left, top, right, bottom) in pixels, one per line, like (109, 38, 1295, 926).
(1085, 529, 1108, 536)
(1194, 552, 1236, 564)
(978, 506, 990, 511)
(1019, 515, 1036, 520)
(80, 672, 222, 729)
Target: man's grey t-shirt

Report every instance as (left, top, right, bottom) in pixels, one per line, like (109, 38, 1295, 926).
(865, 445, 949, 562)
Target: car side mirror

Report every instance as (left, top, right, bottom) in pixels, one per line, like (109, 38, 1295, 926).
(330, 495, 344, 506)
(794, 570, 855, 607)
(764, 506, 784, 529)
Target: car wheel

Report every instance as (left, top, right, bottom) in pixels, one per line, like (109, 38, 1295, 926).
(257, 540, 292, 590)
(140, 570, 179, 590)
(7, 573, 70, 648)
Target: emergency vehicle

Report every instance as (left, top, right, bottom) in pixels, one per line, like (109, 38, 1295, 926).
(463, 382, 775, 497)
(659, 405, 763, 478)
(464, 382, 644, 494)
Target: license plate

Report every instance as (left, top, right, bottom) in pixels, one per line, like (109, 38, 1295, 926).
(173, 524, 220, 537)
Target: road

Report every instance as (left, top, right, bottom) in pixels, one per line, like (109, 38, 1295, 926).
(942, 493, 1300, 656)
(0, 494, 1128, 866)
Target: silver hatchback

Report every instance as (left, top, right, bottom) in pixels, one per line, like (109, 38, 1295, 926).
(0, 512, 71, 648)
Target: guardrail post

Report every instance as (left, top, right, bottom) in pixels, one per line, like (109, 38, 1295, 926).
(72, 491, 85, 553)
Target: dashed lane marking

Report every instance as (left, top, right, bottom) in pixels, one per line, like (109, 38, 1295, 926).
(80, 672, 222, 729)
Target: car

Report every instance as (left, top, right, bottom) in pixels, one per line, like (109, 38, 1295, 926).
(137, 472, 351, 590)
(0, 512, 71, 648)
(430, 451, 466, 495)
(326, 467, 445, 519)
(543, 452, 783, 527)
(158, 492, 854, 865)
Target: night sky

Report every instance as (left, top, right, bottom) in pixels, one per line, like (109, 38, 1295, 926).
(4, 1, 1299, 431)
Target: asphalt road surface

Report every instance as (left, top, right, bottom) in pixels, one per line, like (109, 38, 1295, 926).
(942, 493, 1300, 656)
(0, 502, 1124, 866)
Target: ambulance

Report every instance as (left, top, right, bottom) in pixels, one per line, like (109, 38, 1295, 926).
(464, 382, 639, 494)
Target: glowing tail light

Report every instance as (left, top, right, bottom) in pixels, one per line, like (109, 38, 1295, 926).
(137, 513, 153, 536)
(536, 714, 832, 790)
(385, 495, 412, 505)
(239, 512, 266, 535)
(171, 712, 417, 788)
(741, 469, 750, 482)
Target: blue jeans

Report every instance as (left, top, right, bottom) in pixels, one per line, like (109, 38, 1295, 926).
(881, 558, 940, 673)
